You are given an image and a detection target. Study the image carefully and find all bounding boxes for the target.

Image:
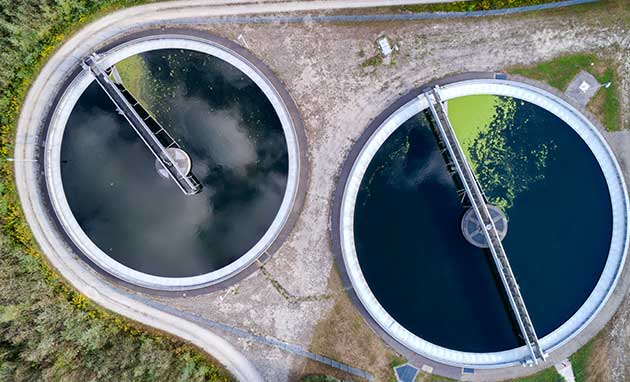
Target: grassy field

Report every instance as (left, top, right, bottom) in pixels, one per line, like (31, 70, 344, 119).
(507, 368, 564, 382)
(509, 53, 622, 131)
(571, 339, 596, 382)
(569, 331, 611, 382)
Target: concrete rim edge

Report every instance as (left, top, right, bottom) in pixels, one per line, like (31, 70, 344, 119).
(336, 78, 629, 368)
(44, 33, 302, 291)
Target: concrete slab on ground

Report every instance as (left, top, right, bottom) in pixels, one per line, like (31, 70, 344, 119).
(565, 70, 600, 107)
(554, 359, 576, 382)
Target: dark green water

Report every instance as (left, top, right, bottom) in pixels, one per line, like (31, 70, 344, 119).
(60, 50, 288, 277)
(354, 99, 612, 352)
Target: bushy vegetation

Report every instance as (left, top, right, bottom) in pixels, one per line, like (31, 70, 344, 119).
(0, 1, 232, 381)
(400, 0, 562, 13)
(0, 240, 233, 382)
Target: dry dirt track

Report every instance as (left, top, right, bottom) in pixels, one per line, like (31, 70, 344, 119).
(15, 1, 630, 381)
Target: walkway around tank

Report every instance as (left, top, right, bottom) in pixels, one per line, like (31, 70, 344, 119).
(84, 54, 202, 195)
(424, 86, 546, 365)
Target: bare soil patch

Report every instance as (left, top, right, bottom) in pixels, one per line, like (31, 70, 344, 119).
(295, 267, 398, 382)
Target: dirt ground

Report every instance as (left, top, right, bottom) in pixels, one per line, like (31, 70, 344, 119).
(296, 268, 398, 381)
(139, 2, 630, 381)
(603, 262, 630, 382)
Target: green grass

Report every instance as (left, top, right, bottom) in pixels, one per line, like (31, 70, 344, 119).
(389, 355, 406, 368)
(570, 338, 595, 382)
(507, 367, 564, 382)
(0, 1, 233, 381)
(386, 355, 406, 382)
(595, 67, 621, 132)
(510, 53, 597, 90)
(418, 372, 458, 381)
(509, 53, 623, 131)
(360, 54, 383, 67)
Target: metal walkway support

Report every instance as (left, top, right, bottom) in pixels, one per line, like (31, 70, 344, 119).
(83, 53, 202, 195)
(423, 86, 546, 365)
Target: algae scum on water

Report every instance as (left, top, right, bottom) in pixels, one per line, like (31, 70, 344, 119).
(354, 93, 611, 352)
(448, 95, 557, 212)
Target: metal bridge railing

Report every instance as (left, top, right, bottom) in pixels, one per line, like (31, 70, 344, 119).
(423, 86, 546, 364)
(84, 54, 201, 195)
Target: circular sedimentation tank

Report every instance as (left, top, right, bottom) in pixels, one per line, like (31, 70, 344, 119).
(43, 32, 306, 291)
(335, 78, 629, 367)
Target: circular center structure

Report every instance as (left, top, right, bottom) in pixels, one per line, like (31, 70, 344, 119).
(155, 148, 193, 179)
(45, 33, 305, 291)
(461, 206, 508, 248)
(336, 79, 628, 367)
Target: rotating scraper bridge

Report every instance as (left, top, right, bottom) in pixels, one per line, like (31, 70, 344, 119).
(83, 53, 202, 196)
(424, 86, 546, 365)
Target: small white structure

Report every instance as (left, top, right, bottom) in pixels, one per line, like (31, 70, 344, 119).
(377, 36, 392, 57)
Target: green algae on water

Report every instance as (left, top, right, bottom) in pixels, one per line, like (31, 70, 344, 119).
(448, 96, 556, 211)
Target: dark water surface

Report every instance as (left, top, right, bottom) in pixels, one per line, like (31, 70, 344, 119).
(354, 100, 612, 352)
(61, 50, 288, 277)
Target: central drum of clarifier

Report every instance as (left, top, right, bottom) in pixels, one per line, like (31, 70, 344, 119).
(461, 205, 508, 248)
